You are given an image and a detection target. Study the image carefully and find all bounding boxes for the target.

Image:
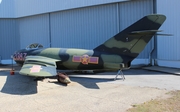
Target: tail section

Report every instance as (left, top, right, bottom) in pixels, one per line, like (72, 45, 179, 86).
(94, 14, 166, 59)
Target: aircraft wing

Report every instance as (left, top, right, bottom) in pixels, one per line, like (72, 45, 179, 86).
(19, 56, 60, 77)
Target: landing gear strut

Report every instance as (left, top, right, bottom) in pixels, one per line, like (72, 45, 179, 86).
(114, 69, 125, 81)
(57, 72, 71, 84)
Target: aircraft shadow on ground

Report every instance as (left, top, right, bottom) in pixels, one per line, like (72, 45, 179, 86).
(70, 77, 117, 89)
(0, 71, 37, 95)
(49, 75, 118, 89)
(48, 74, 121, 89)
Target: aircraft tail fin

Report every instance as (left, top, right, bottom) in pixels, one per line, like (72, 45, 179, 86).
(94, 14, 166, 60)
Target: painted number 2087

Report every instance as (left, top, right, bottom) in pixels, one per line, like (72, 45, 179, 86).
(13, 53, 27, 61)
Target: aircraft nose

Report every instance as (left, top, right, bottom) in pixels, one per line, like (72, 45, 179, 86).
(12, 51, 19, 60)
(13, 50, 27, 61)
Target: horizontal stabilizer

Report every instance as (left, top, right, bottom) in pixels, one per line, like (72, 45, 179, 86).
(129, 30, 162, 35)
(130, 30, 172, 36)
(131, 30, 162, 33)
(155, 33, 173, 36)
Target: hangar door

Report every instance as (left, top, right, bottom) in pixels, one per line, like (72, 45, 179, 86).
(50, 4, 118, 49)
(0, 19, 19, 60)
(18, 14, 50, 49)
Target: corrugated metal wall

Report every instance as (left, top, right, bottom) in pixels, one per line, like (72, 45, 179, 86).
(18, 14, 50, 48)
(50, 4, 118, 49)
(14, 0, 127, 18)
(156, 0, 180, 68)
(0, 0, 15, 18)
(0, 19, 19, 59)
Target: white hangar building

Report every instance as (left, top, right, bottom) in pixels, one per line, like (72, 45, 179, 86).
(0, 0, 179, 68)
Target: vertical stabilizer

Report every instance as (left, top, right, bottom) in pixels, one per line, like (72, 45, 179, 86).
(94, 14, 166, 59)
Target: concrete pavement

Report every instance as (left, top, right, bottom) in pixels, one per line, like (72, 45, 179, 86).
(143, 66, 180, 75)
(0, 65, 180, 112)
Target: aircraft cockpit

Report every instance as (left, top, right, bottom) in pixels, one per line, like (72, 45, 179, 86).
(26, 43, 43, 50)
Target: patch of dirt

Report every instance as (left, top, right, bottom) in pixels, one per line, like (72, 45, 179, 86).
(127, 90, 180, 112)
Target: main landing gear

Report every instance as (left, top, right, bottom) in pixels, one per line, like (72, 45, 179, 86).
(56, 69, 125, 84)
(57, 72, 71, 84)
(114, 69, 125, 81)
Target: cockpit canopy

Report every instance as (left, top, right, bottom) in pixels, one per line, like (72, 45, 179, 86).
(26, 43, 43, 50)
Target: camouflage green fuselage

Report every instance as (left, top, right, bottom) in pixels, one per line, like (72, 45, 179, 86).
(13, 48, 131, 71)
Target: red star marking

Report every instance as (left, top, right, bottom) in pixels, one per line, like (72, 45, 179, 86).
(81, 55, 89, 64)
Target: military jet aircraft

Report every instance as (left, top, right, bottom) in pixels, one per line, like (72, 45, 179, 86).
(13, 14, 166, 84)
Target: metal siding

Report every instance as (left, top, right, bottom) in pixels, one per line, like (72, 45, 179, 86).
(157, 0, 180, 60)
(50, 4, 118, 49)
(18, 14, 50, 48)
(0, 0, 15, 18)
(0, 19, 19, 59)
(14, 0, 127, 18)
(119, 0, 154, 58)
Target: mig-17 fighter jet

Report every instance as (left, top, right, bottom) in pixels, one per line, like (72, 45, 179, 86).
(13, 14, 167, 84)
